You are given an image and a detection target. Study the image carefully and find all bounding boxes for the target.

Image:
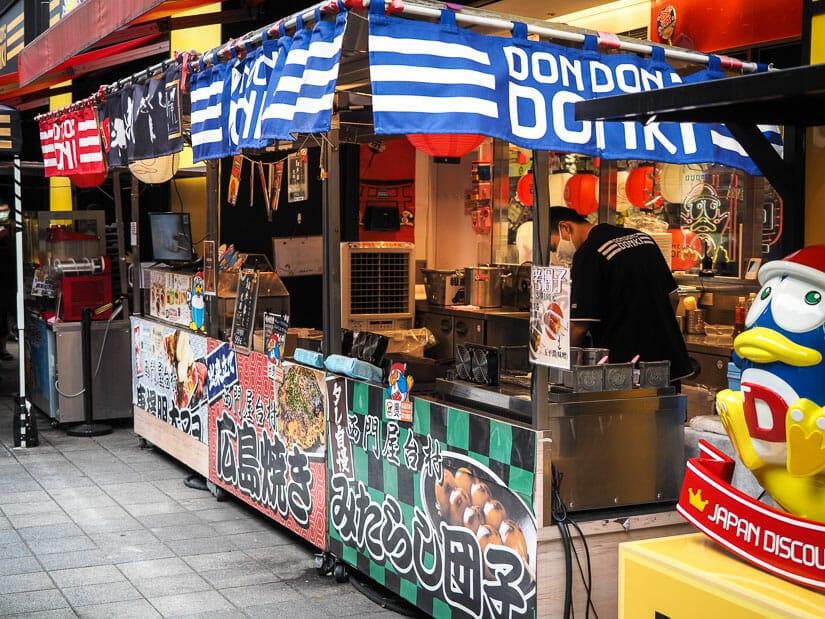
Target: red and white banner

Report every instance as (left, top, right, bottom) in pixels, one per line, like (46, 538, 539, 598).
(679, 440, 825, 590)
(38, 106, 105, 178)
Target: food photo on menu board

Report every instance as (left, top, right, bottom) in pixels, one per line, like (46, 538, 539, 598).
(529, 265, 572, 369)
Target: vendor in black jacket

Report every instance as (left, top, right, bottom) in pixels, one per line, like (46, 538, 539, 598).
(549, 206, 693, 383)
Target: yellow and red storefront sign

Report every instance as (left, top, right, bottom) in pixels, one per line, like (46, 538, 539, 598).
(679, 440, 825, 591)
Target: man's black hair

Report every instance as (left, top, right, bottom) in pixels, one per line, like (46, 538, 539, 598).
(549, 206, 588, 232)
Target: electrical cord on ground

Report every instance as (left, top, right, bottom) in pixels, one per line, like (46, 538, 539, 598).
(552, 463, 600, 619)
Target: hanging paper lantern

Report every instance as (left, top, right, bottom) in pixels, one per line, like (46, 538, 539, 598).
(406, 134, 485, 161)
(516, 172, 534, 207)
(549, 172, 572, 205)
(129, 153, 180, 185)
(564, 173, 599, 215)
(70, 169, 107, 188)
(615, 170, 631, 212)
(625, 165, 662, 209)
(659, 163, 707, 203)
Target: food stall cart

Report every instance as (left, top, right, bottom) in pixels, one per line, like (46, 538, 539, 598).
(40, 0, 780, 616)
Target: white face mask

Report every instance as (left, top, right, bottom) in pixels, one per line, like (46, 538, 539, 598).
(555, 227, 576, 266)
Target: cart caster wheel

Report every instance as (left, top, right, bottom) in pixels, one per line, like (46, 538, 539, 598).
(50, 420, 59, 429)
(138, 437, 149, 449)
(214, 486, 228, 502)
(314, 552, 335, 577)
(333, 562, 349, 583)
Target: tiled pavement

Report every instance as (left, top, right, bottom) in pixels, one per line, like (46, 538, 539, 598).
(0, 342, 416, 618)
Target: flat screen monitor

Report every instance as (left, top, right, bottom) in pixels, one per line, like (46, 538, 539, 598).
(149, 212, 195, 263)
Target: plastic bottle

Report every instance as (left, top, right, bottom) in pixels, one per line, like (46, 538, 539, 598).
(733, 296, 746, 337)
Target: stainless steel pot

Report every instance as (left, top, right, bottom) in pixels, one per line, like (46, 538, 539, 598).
(422, 269, 464, 306)
(464, 266, 507, 307)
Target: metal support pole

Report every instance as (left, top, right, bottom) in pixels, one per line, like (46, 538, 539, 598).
(66, 308, 111, 437)
(322, 131, 342, 356)
(130, 174, 141, 316)
(204, 159, 219, 337)
(112, 171, 129, 315)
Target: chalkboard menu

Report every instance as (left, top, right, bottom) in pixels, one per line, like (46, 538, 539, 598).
(231, 270, 259, 352)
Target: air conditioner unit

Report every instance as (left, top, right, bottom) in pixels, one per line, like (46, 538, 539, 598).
(340, 241, 415, 331)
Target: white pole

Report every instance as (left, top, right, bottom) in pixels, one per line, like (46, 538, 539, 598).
(13, 154, 24, 399)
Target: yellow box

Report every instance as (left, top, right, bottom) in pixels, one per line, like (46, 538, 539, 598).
(620, 533, 825, 618)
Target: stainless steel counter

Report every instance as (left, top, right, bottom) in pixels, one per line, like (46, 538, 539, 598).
(433, 377, 687, 512)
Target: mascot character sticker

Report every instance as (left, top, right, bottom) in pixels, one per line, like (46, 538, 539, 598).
(386, 362, 414, 423)
(717, 245, 825, 520)
(190, 272, 206, 332)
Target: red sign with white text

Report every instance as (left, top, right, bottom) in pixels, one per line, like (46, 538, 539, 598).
(679, 440, 825, 591)
(208, 351, 327, 550)
(39, 106, 105, 178)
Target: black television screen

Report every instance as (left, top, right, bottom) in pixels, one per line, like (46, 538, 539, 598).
(149, 212, 195, 263)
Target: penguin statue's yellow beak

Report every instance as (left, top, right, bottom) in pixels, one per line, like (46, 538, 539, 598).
(734, 327, 822, 366)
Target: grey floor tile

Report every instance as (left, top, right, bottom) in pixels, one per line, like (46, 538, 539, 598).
(0, 589, 70, 614)
(0, 571, 54, 594)
(27, 534, 96, 556)
(117, 556, 195, 580)
(130, 572, 213, 598)
(122, 501, 185, 517)
(219, 581, 303, 607)
(37, 549, 111, 572)
(3, 609, 78, 619)
(59, 580, 143, 607)
(227, 529, 294, 550)
(7, 510, 73, 529)
(0, 540, 34, 559)
(136, 511, 203, 529)
(98, 542, 176, 565)
(49, 565, 126, 588)
(181, 550, 258, 572)
(74, 599, 162, 619)
(193, 505, 251, 523)
(211, 518, 272, 535)
(0, 528, 23, 544)
(284, 571, 347, 598)
(167, 610, 247, 619)
(245, 599, 330, 619)
(148, 590, 236, 616)
(77, 516, 144, 535)
(1, 499, 62, 516)
(37, 476, 96, 491)
(150, 522, 221, 542)
(0, 514, 12, 529)
(317, 591, 400, 616)
(17, 522, 83, 542)
(88, 528, 160, 549)
(166, 536, 238, 556)
(200, 567, 280, 589)
(0, 490, 51, 505)
(0, 554, 47, 576)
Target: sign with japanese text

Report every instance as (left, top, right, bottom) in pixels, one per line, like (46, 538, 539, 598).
(208, 354, 327, 550)
(529, 265, 571, 369)
(231, 270, 258, 352)
(327, 379, 537, 618)
(679, 440, 825, 591)
(131, 316, 208, 443)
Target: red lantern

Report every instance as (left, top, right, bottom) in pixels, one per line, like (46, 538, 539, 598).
(516, 173, 534, 207)
(625, 165, 662, 209)
(406, 134, 485, 161)
(564, 173, 599, 215)
(69, 170, 107, 188)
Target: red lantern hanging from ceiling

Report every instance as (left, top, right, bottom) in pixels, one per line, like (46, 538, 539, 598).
(564, 173, 599, 215)
(69, 169, 107, 188)
(625, 165, 663, 209)
(516, 172, 534, 207)
(406, 134, 485, 162)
